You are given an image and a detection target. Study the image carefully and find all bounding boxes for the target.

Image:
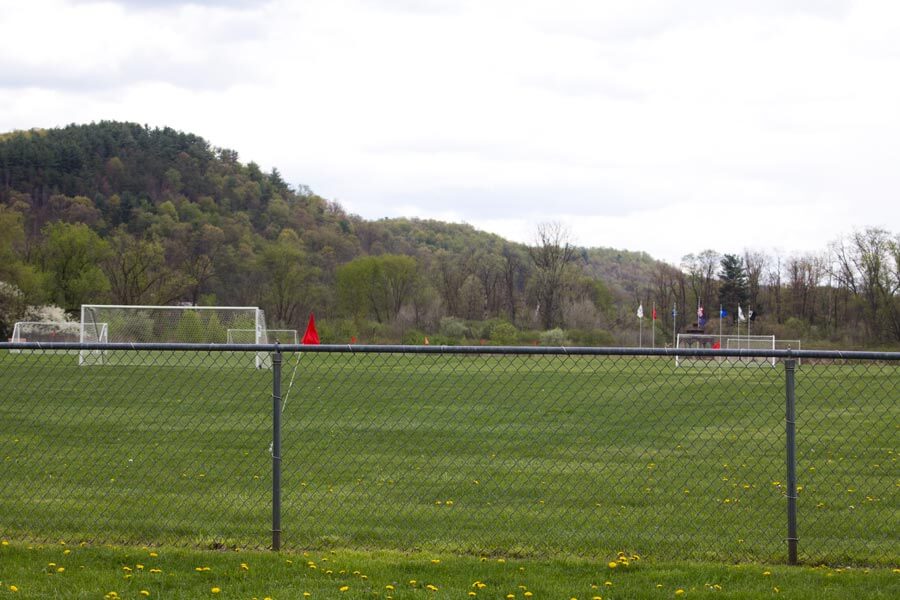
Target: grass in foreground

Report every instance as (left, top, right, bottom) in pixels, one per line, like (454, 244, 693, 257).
(1, 540, 897, 600)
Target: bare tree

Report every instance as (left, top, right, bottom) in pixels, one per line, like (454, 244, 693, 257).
(528, 222, 577, 330)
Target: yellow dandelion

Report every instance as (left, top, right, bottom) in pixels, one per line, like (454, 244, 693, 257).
(9, 585, 20, 593)
(303, 593, 311, 598)
(497, 558, 506, 563)
(608, 562, 618, 569)
(773, 587, 780, 593)
(1, 540, 9, 546)
(241, 563, 249, 571)
(56, 567, 65, 573)
(426, 584, 438, 591)
(136, 564, 144, 570)
(593, 596, 602, 600)
(149, 552, 158, 557)
(386, 585, 395, 590)
(507, 595, 515, 599)
(150, 569, 162, 574)
(525, 593, 533, 598)
(605, 580, 613, 586)
(140, 592, 150, 597)
(763, 571, 771, 576)
(63, 549, 71, 555)
(409, 580, 417, 586)
(468, 593, 476, 598)
(431, 559, 441, 564)
(675, 590, 684, 596)
(339, 585, 349, 592)
(211, 587, 221, 594)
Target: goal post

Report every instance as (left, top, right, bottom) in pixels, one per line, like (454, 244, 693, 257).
(10, 321, 90, 354)
(80, 305, 268, 367)
(675, 333, 777, 367)
(228, 328, 298, 344)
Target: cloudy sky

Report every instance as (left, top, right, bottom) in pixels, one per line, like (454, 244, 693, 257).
(1, 0, 898, 263)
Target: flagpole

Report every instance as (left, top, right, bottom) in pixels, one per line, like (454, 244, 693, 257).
(719, 304, 723, 345)
(672, 302, 677, 348)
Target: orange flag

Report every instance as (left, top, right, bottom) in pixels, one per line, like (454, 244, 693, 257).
(302, 313, 320, 345)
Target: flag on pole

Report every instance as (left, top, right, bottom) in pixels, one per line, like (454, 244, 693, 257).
(302, 312, 320, 344)
(637, 303, 644, 319)
(738, 305, 746, 322)
(720, 307, 727, 318)
(652, 307, 657, 320)
(749, 309, 757, 321)
(697, 305, 704, 320)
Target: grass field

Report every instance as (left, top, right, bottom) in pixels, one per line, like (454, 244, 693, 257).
(0, 349, 897, 568)
(2, 540, 898, 599)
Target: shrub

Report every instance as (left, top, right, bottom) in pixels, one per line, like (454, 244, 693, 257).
(539, 328, 567, 346)
(440, 316, 469, 340)
(490, 321, 519, 345)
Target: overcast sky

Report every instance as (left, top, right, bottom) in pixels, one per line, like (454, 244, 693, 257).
(1, 0, 898, 263)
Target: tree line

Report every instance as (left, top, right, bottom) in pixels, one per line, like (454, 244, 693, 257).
(1, 122, 897, 348)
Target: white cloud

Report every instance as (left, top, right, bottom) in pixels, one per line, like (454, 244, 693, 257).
(1, 0, 898, 264)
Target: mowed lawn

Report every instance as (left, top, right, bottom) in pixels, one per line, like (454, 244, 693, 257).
(0, 349, 896, 567)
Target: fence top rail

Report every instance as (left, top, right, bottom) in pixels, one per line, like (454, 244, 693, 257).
(2, 342, 899, 361)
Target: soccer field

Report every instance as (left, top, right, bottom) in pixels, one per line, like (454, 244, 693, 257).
(0, 348, 896, 566)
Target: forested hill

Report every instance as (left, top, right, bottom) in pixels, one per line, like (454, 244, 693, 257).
(0, 121, 660, 342)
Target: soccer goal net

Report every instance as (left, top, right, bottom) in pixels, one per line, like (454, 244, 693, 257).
(10, 321, 101, 354)
(80, 305, 268, 367)
(675, 334, 776, 367)
(228, 328, 298, 344)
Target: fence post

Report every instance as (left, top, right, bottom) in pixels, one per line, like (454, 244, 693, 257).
(784, 356, 798, 565)
(272, 345, 282, 551)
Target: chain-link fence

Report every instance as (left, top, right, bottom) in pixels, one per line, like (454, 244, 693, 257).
(0, 343, 896, 566)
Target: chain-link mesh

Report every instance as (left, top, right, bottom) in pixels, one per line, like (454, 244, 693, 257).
(0, 344, 896, 567)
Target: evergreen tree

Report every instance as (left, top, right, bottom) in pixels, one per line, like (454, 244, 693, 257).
(718, 254, 749, 319)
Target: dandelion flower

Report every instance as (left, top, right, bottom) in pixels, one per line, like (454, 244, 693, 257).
(9, 585, 20, 592)
(426, 584, 438, 591)
(339, 586, 349, 592)
(763, 571, 771, 576)
(675, 590, 684, 595)
(240, 563, 249, 571)
(57, 567, 65, 573)
(139, 591, 150, 597)
(211, 588, 221, 594)
(608, 562, 618, 569)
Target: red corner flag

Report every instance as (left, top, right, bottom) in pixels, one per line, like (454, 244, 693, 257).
(302, 313, 320, 345)
(652, 307, 657, 321)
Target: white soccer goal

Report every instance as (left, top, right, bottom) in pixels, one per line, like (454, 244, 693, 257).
(675, 333, 777, 367)
(10, 321, 98, 354)
(228, 328, 298, 344)
(725, 335, 777, 366)
(80, 305, 267, 367)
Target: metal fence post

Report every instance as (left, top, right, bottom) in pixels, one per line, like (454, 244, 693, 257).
(784, 357, 798, 565)
(272, 345, 282, 551)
